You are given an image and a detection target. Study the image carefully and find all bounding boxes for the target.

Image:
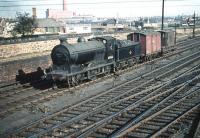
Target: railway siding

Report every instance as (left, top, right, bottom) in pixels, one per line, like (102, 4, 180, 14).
(0, 39, 199, 119)
(5, 45, 200, 138)
(116, 90, 200, 138)
(1, 37, 200, 137)
(54, 70, 200, 137)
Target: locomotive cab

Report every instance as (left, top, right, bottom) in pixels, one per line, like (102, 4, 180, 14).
(90, 36, 115, 62)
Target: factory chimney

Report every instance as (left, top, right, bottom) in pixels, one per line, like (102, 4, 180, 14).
(32, 7, 37, 18)
(63, 0, 67, 11)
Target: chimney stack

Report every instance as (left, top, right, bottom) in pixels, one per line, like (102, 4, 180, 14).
(63, 0, 67, 11)
(32, 7, 37, 18)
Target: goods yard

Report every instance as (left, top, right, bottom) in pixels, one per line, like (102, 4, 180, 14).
(0, 32, 200, 138)
(1, 0, 200, 137)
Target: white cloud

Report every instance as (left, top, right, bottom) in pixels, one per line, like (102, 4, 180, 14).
(0, 0, 199, 18)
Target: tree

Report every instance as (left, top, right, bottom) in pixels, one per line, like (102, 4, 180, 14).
(12, 12, 37, 37)
(134, 21, 144, 30)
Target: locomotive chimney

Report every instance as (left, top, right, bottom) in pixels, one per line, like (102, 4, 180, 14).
(59, 37, 68, 45)
(77, 37, 86, 43)
(63, 0, 67, 11)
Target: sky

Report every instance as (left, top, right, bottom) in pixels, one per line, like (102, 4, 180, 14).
(0, 0, 199, 18)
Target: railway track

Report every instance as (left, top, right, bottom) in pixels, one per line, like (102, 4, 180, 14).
(36, 67, 200, 138)
(78, 74, 200, 138)
(193, 117, 200, 138)
(176, 36, 200, 45)
(4, 45, 200, 137)
(164, 39, 200, 54)
(49, 70, 200, 138)
(0, 79, 52, 115)
(0, 37, 199, 120)
(0, 84, 32, 98)
(0, 37, 198, 135)
(0, 79, 47, 96)
(111, 88, 200, 138)
(0, 81, 18, 89)
(0, 81, 26, 97)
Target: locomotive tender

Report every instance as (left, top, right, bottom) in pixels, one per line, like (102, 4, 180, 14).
(47, 36, 141, 86)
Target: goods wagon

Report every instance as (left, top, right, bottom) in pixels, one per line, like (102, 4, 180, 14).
(127, 31, 161, 60)
(157, 30, 175, 49)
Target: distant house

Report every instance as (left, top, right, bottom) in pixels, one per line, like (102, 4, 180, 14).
(100, 18, 124, 32)
(35, 18, 65, 34)
(102, 19, 117, 26)
(65, 24, 91, 34)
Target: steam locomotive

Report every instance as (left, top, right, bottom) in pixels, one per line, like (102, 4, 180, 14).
(45, 36, 142, 86)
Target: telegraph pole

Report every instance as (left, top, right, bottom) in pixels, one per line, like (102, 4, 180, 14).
(174, 23, 177, 45)
(161, 0, 165, 55)
(161, 0, 165, 30)
(193, 11, 196, 38)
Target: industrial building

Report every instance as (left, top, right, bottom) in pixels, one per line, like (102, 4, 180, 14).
(46, 0, 75, 19)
